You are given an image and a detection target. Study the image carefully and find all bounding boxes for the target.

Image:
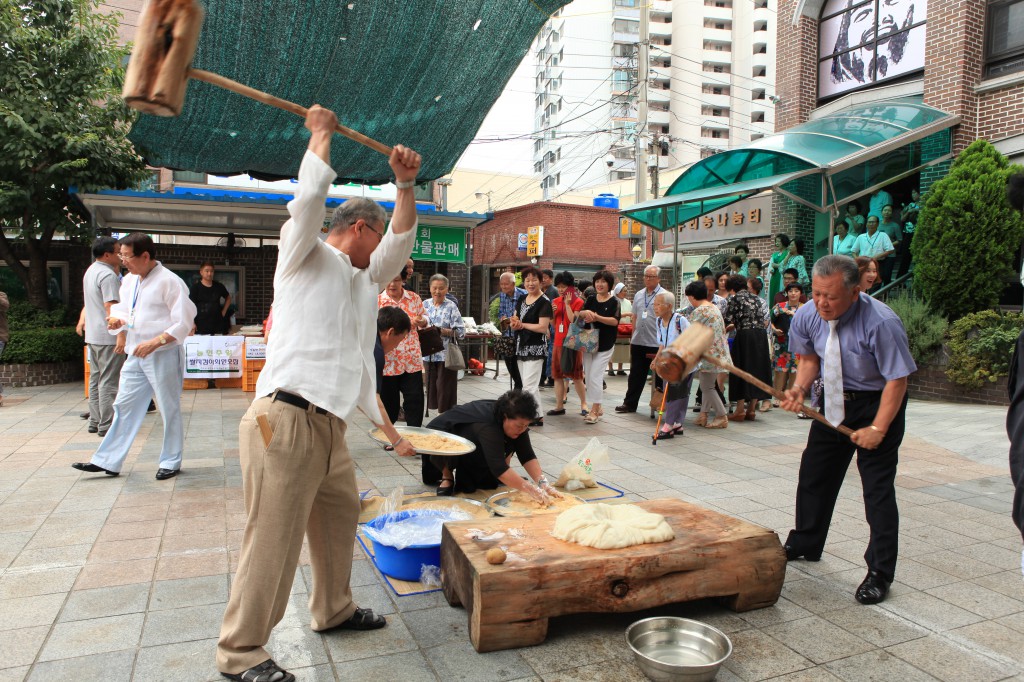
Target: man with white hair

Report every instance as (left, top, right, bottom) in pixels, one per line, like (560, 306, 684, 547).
(493, 271, 526, 389)
(217, 105, 422, 682)
(779, 254, 915, 605)
(616, 265, 663, 413)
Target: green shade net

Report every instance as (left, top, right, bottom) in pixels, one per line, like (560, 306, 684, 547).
(624, 97, 955, 231)
(127, 0, 569, 184)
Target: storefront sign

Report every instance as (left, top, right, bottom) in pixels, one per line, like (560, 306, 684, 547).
(619, 216, 642, 239)
(527, 225, 544, 257)
(412, 224, 465, 263)
(517, 233, 528, 251)
(658, 195, 773, 247)
(184, 335, 244, 378)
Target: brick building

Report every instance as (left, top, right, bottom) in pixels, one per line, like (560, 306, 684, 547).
(467, 202, 646, 321)
(625, 0, 1024, 281)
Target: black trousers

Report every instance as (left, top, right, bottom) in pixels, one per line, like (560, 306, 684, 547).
(504, 356, 523, 390)
(785, 391, 907, 582)
(623, 343, 659, 410)
(379, 371, 424, 427)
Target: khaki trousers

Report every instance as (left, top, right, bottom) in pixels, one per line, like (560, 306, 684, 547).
(217, 396, 359, 673)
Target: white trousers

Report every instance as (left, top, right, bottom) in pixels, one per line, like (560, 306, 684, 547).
(517, 358, 544, 418)
(582, 348, 615, 407)
(92, 346, 185, 473)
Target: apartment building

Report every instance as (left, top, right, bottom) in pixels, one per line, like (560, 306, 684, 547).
(532, 0, 776, 200)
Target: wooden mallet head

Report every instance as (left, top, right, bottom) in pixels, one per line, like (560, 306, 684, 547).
(122, 0, 205, 116)
(653, 323, 714, 383)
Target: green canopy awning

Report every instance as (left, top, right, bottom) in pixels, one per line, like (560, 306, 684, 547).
(624, 98, 959, 230)
(127, 0, 570, 184)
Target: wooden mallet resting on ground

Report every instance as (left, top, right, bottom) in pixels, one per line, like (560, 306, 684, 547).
(121, 0, 392, 156)
(654, 324, 855, 437)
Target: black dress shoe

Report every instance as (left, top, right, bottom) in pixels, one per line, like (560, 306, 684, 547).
(147, 400, 156, 413)
(71, 462, 118, 476)
(855, 569, 891, 605)
(783, 544, 822, 562)
(79, 412, 90, 420)
(614, 405, 636, 413)
(155, 468, 180, 480)
(87, 425, 98, 433)
(97, 430, 107, 437)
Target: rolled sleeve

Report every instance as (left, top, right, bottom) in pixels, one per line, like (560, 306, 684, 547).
(368, 221, 417, 287)
(788, 304, 817, 356)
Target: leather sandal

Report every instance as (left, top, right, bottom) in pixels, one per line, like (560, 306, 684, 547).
(221, 659, 295, 682)
(436, 478, 454, 496)
(330, 607, 387, 631)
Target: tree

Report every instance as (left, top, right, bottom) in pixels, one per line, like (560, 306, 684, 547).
(0, 0, 147, 310)
(912, 140, 1024, 320)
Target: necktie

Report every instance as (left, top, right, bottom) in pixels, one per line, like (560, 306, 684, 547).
(824, 319, 845, 426)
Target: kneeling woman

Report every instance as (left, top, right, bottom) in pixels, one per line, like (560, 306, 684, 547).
(425, 390, 559, 505)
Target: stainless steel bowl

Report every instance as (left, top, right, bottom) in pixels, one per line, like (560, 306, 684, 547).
(625, 617, 733, 682)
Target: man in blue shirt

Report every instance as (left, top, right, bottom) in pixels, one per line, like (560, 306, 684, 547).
(780, 255, 916, 605)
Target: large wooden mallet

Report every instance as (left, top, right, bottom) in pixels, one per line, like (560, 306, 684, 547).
(654, 324, 855, 437)
(121, 0, 392, 156)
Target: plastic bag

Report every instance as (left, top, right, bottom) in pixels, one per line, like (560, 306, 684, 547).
(419, 564, 442, 587)
(364, 486, 471, 550)
(554, 437, 609, 489)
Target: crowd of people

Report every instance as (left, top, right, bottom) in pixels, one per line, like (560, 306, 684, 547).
(0, 112, 951, 682)
(841, 187, 921, 287)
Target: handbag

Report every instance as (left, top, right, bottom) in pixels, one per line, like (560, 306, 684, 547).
(419, 326, 445, 357)
(562, 318, 599, 353)
(492, 334, 516, 358)
(445, 338, 466, 371)
(560, 346, 579, 375)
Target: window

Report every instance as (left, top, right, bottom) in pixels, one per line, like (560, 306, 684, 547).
(818, 0, 927, 99)
(751, 111, 765, 123)
(172, 170, 206, 183)
(613, 19, 639, 33)
(986, 0, 1024, 78)
(753, 66, 767, 77)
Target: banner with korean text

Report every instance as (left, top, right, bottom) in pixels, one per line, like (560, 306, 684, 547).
(184, 335, 244, 378)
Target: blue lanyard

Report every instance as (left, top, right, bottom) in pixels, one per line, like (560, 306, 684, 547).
(130, 277, 141, 316)
(643, 286, 659, 310)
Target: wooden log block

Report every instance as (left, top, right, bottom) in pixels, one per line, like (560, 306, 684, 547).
(440, 498, 786, 653)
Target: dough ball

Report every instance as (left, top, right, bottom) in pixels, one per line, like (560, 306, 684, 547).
(485, 547, 507, 564)
(552, 503, 674, 549)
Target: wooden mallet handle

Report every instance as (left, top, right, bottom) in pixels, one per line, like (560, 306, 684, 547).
(701, 354, 856, 437)
(189, 69, 393, 157)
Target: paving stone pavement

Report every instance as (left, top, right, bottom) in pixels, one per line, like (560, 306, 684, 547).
(1, 376, 1022, 681)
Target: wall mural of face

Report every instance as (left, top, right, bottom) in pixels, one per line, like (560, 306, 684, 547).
(819, 0, 925, 98)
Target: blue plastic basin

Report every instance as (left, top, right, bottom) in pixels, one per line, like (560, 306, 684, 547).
(365, 510, 451, 581)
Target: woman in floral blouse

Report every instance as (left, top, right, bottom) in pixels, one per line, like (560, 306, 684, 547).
(770, 282, 804, 404)
(377, 270, 428, 428)
(683, 280, 732, 429)
(724, 274, 771, 422)
(423, 274, 465, 414)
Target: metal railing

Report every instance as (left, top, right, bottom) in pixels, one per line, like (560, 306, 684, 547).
(869, 270, 913, 301)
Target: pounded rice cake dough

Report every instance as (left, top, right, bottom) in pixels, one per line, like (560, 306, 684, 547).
(552, 503, 674, 549)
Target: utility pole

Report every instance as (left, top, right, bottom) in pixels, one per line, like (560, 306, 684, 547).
(650, 132, 660, 200)
(635, 5, 649, 259)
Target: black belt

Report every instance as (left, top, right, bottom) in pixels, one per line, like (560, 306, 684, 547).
(268, 390, 328, 414)
(842, 390, 882, 401)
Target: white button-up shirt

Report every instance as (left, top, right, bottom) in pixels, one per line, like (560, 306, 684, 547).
(256, 151, 416, 422)
(108, 262, 196, 355)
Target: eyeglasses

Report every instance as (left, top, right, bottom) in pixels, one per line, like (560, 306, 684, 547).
(118, 253, 136, 261)
(353, 220, 384, 242)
